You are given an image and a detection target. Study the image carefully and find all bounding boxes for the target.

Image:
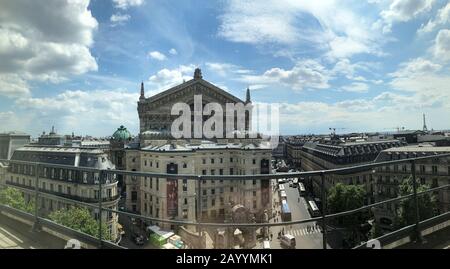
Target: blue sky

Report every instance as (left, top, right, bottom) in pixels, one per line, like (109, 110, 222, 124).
(1, 0, 450, 137)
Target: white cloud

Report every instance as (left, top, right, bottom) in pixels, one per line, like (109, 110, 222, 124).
(0, 111, 29, 133)
(148, 51, 167, 61)
(113, 0, 144, 10)
(148, 65, 196, 92)
(389, 56, 450, 96)
(433, 29, 450, 62)
(169, 48, 178, 55)
(110, 13, 131, 25)
(331, 58, 382, 82)
(0, 0, 98, 93)
(205, 62, 240, 76)
(418, 2, 450, 33)
(239, 60, 330, 91)
(248, 84, 268, 90)
(341, 82, 369, 93)
(14, 89, 139, 136)
(218, 0, 383, 59)
(378, 0, 435, 33)
(390, 57, 442, 78)
(0, 74, 30, 98)
(255, 85, 450, 133)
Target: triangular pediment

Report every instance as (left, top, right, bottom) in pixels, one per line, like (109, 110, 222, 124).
(144, 78, 244, 106)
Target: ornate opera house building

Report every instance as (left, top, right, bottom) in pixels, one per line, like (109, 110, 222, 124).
(118, 69, 273, 230)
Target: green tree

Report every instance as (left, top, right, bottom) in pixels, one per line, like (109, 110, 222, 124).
(49, 207, 111, 241)
(0, 187, 35, 213)
(396, 176, 438, 228)
(327, 183, 370, 246)
(327, 183, 369, 226)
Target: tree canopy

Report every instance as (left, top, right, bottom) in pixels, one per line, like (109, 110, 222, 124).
(327, 183, 368, 227)
(396, 176, 438, 227)
(0, 187, 34, 213)
(49, 207, 111, 241)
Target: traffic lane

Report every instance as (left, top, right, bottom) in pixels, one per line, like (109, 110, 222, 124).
(284, 183, 324, 249)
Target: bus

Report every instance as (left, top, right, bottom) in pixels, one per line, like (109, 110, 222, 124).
(298, 182, 306, 196)
(281, 200, 292, 221)
(279, 190, 287, 200)
(308, 200, 321, 217)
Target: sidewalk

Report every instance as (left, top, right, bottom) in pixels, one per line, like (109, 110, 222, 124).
(254, 180, 285, 248)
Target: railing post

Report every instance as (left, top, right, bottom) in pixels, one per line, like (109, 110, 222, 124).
(197, 175, 202, 237)
(98, 170, 104, 248)
(321, 172, 327, 249)
(32, 164, 41, 232)
(411, 160, 423, 243)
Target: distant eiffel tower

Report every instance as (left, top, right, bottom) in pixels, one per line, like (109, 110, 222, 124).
(422, 113, 428, 132)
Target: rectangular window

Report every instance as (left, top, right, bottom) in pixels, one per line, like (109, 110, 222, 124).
(183, 179, 188, 192)
(202, 159, 206, 164)
(202, 170, 207, 175)
(420, 165, 426, 173)
(432, 166, 438, 175)
(230, 168, 234, 175)
(219, 169, 223, 175)
(211, 199, 215, 207)
(211, 158, 215, 164)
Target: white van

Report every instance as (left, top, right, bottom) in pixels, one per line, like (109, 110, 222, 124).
(280, 234, 296, 249)
(263, 240, 271, 249)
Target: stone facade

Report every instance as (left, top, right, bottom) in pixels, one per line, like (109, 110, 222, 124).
(372, 146, 450, 232)
(299, 139, 407, 204)
(124, 69, 272, 231)
(5, 132, 120, 241)
(137, 68, 251, 137)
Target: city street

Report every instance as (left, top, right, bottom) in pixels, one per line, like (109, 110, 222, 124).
(268, 179, 331, 249)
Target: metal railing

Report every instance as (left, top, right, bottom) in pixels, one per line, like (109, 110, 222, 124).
(1, 153, 450, 249)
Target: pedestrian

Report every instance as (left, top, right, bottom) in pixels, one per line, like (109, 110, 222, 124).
(270, 233, 273, 241)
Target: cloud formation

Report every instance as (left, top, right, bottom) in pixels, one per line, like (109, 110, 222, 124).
(0, 0, 98, 97)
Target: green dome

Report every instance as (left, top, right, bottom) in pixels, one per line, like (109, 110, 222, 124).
(112, 125, 131, 141)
